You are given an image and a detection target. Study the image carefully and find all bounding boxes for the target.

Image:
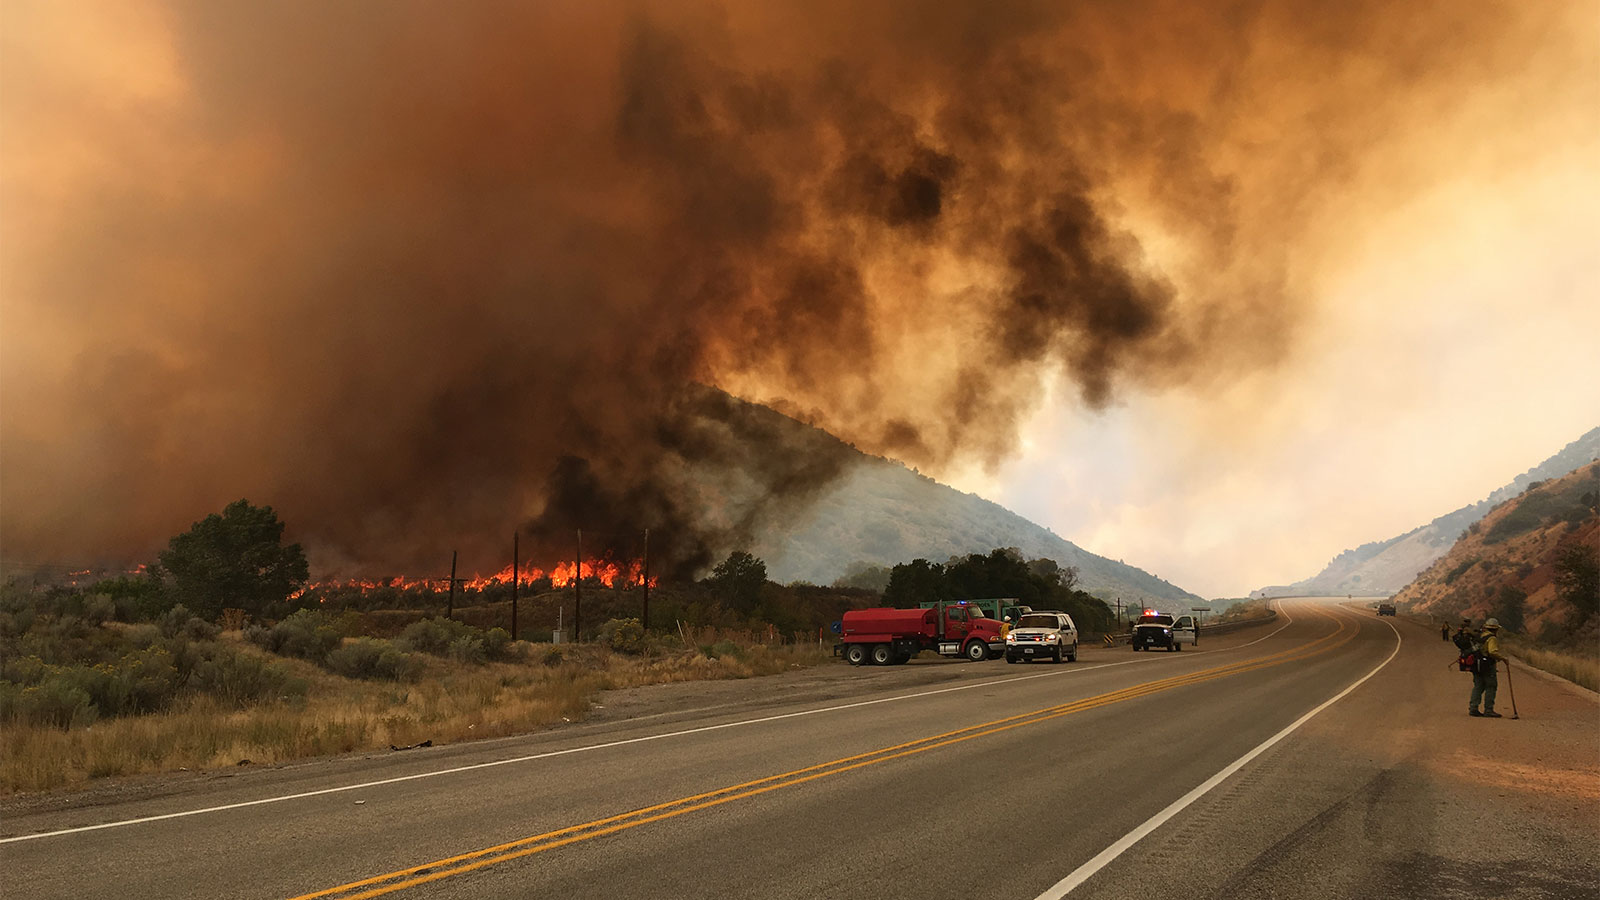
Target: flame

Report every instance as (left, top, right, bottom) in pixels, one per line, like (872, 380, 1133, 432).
(302, 556, 656, 596)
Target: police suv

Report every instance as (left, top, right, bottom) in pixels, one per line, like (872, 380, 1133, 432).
(1131, 612, 1198, 651)
(1004, 611, 1079, 663)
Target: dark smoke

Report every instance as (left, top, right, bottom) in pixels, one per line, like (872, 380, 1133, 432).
(0, 0, 1565, 577)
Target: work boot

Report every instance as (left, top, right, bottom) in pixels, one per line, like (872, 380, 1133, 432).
(1468, 710, 1483, 717)
(1482, 711, 1503, 718)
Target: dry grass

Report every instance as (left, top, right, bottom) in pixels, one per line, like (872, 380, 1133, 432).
(2, 638, 829, 795)
(1504, 638, 1599, 693)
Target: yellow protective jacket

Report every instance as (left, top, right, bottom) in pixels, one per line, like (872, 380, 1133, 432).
(1482, 631, 1502, 661)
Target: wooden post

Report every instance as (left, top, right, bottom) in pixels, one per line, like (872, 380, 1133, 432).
(574, 529, 582, 643)
(641, 527, 650, 631)
(448, 550, 458, 619)
(511, 532, 519, 641)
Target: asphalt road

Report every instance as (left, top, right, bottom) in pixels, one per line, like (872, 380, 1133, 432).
(4, 598, 1595, 899)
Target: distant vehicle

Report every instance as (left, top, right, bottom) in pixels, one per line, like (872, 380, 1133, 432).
(1377, 602, 1396, 617)
(839, 602, 1006, 665)
(1131, 612, 1198, 651)
(1005, 611, 1079, 664)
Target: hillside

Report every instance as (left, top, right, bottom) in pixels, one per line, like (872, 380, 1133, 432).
(1254, 427, 1600, 597)
(1393, 460, 1599, 642)
(749, 453, 1199, 607)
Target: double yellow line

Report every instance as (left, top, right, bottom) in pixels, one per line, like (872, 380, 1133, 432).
(293, 606, 1356, 900)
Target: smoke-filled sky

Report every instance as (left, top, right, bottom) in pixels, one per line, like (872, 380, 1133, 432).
(3, 1, 1596, 593)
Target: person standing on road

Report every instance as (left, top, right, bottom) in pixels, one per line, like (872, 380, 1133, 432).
(1470, 618, 1506, 718)
(1441, 622, 1450, 641)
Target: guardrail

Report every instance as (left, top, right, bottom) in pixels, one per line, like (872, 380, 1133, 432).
(1093, 610, 1280, 646)
(1197, 610, 1279, 637)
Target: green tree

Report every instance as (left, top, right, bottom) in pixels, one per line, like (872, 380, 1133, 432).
(882, 558, 949, 607)
(1029, 558, 1080, 593)
(1554, 542, 1599, 624)
(707, 551, 768, 615)
(1490, 584, 1527, 634)
(157, 499, 309, 619)
(945, 549, 1039, 603)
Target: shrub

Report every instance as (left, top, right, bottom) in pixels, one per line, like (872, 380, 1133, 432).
(398, 617, 513, 662)
(1444, 558, 1478, 585)
(596, 618, 647, 655)
(83, 594, 117, 625)
(446, 636, 486, 665)
(701, 640, 743, 661)
(325, 638, 423, 681)
(160, 605, 221, 641)
(250, 609, 344, 662)
(398, 617, 478, 655)
(191, 647, 306, 705)
(0, 678, 97, 729)
(482, 627, 513, 660)
(87, 575, 169, 622)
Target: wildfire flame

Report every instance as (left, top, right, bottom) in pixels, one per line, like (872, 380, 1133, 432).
(302, 556, 656, 596)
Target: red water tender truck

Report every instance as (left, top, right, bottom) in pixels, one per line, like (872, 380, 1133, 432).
(839, 602, 1007, 666)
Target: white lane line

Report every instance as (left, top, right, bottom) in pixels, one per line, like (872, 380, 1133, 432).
(6, 609, 1306, 845)
(1036, 605, 1402, 899)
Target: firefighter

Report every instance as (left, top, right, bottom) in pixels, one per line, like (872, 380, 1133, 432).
(1469, 618, 1505, 718)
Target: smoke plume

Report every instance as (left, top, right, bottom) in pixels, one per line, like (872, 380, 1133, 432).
(0, 0, 1574, 576)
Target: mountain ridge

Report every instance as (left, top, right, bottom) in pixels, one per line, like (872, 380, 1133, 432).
(1253, 426, 1600, 598)
(730, 402, 1200, 606)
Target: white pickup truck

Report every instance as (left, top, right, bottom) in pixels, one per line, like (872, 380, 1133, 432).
(1130, 613, 1198, 651)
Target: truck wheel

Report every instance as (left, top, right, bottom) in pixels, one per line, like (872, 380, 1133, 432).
(1006, 655, 1017, 664)
(844, 644, 868, 666)
(964, 641, 989, 662)
(1067, 644, 1078, 662)
(1052, 648, 1063, 664)
(891, 651, 911, 665)
(870, 644, 894, 666)
(1174, 642, 1182, 652)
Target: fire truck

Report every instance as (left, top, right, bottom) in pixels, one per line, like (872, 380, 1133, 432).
(838, 601, 1007, 665)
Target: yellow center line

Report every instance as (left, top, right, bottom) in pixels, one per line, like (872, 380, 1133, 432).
(292, 604, 1357, 900)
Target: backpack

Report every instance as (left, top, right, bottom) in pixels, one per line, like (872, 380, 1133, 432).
(1456, 630, 1491, 673)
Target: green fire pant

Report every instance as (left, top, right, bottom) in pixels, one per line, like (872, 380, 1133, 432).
(1470, 668, 1498, 713)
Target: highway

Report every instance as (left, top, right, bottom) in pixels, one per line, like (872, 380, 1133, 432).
(4, 598, 1596, 899)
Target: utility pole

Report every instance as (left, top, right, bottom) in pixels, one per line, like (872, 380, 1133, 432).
(511, 532, 519, 641)
(641, 528, 650, 630)
(447, 550, 459, 619)
(574, 529, 583, 643)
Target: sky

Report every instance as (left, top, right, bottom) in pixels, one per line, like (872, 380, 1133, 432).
(965, 145, 1600, 597)
(2, 1, 1597, 593)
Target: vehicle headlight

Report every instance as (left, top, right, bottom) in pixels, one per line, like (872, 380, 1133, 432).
(1163, 628, 1172, 634)
(1043, 633, 1058, 642)
(1005, 634, 1016, 644)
